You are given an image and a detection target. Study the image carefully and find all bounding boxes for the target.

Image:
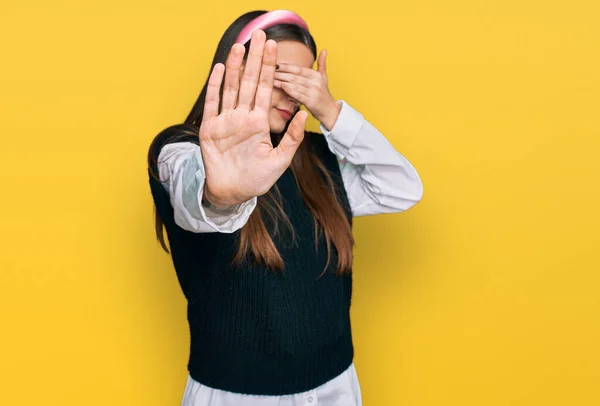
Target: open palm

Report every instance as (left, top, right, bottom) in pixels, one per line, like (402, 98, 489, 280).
(199, 30, 308, 207)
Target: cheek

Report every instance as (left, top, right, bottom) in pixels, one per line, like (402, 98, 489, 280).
(269, 88, 286, 108)
(268, 110, 286, 133)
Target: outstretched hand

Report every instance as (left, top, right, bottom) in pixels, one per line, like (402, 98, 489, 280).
(198, 30, 309, 208)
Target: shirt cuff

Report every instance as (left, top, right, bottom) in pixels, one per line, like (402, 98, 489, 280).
(198, 195, 257, 232)
(319, 100, 365, 160)
(179, 147, 256, 233)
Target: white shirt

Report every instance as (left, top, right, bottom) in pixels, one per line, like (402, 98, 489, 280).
(158, 101, 424, 234)
(180, 363, 362, 406)
(158, 101, 423, 404)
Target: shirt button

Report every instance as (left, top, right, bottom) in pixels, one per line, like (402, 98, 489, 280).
(308, 396, 313, 403)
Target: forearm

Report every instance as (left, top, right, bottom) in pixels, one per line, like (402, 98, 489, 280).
(158, 142, 256, 233)
(320, 101, 424, 216)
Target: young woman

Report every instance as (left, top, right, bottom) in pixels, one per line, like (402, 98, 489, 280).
(147, 9, 423, 406)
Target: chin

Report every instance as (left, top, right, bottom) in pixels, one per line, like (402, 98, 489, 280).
(269, 117, 288, 134)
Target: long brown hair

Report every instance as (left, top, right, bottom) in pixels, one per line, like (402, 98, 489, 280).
(148, 11, 354, 274)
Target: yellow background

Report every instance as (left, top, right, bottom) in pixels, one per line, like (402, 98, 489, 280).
(1, 0, 599, 404)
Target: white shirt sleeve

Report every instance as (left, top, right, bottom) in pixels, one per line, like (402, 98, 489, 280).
(157, 142, 257, 233)
(319, 101, 424, 217)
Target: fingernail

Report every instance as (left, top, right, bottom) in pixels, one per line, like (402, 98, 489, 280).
(275, 64, 280, 69)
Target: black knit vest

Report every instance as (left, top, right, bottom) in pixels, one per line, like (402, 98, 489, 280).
(148, 125, 354, 395)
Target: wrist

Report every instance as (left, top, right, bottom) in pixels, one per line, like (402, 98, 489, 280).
(319, 99, 342, 131)
(203, 184, 240, 210)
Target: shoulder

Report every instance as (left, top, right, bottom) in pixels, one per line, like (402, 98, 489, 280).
(305, 130, 327, 154)
(148, 123, 198, 172)
(305, 130, 339, 168)
(149, 123, 198, 159)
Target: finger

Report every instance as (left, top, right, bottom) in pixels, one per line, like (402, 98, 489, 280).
(274, 81, 311, 97)
(272, 110, 308, 167)
(276, 63, 319, 79)
(221, 44, 246, 112)
(237, 30, 266, 108)
(202, 63, 225, 124)
(317, 50, 327, 75)
(254, 39, 277, 110)
(274, 72, 314, 87)
(276, 82, 311, 104)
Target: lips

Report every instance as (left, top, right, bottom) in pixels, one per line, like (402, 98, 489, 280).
(275, 108, 293, 120)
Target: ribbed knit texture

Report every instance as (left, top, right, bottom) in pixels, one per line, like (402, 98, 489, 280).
(148, 127, 354, 395)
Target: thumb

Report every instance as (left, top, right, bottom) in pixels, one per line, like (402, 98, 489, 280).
(272, 110, 308, 167)
(317, 50, 327, 75)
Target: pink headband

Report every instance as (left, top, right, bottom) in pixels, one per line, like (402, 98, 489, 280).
(235, 10, 309, 45)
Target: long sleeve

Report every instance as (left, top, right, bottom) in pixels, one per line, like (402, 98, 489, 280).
(319, 101, 423, 217)
(157, 142, 256, 233)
